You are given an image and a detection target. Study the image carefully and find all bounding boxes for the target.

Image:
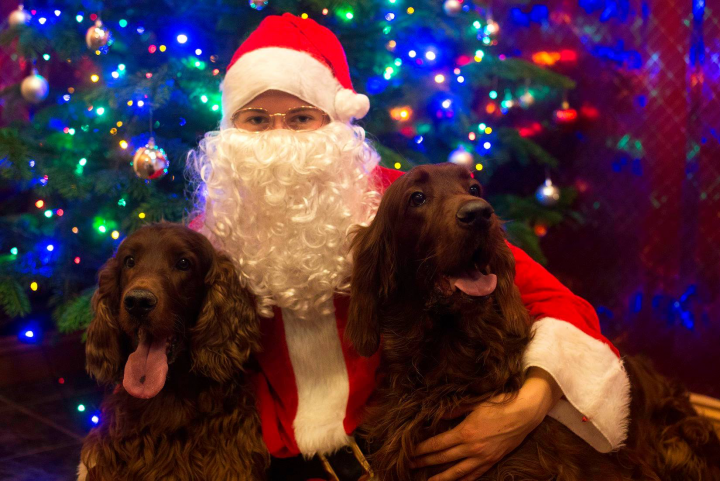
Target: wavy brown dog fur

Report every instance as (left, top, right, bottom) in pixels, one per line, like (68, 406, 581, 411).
(346, 163, 720, 481)
(80, 223, 268, 480)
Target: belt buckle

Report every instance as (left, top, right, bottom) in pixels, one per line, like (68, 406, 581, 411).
(318, 437, 375, 481)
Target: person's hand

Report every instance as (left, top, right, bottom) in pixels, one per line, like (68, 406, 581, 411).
(411, 367, 563, 481)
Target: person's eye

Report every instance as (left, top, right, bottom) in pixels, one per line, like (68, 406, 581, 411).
(410, 192, 426, 207)
(247, 116, 268, 125)
(469, 185, 481, 197)
(124, 256, 135, 268)
(176, 258, 191, 271)
(295, 115, 313, 123)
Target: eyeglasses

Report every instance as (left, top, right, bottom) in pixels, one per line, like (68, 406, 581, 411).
(231, 106, 330, 132)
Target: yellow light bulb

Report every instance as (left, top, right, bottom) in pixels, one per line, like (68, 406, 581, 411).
(139, 212, 146, 219)
(30, 282, 38, 291)
(90, 74, 99, 82)
(119, 140, 128, 149)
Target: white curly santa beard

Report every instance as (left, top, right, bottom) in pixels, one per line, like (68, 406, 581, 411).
(191, 122, 381, 322)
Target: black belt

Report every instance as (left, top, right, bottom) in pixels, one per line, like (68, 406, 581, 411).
(267, 437, 375, 481)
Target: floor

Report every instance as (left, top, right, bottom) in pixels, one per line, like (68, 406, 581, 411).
(0, 374, 104, 481)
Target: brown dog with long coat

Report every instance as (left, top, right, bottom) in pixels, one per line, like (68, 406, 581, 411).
(78, 223, 268, 480)
(346, 163, 720, 481)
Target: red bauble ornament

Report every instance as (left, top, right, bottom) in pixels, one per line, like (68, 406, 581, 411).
(554, 101, 578, 124)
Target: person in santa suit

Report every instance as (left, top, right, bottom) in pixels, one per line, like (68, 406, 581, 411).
(187, 13, 630, 481)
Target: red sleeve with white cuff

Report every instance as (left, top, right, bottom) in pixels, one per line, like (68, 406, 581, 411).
(508, 242, 630, 453)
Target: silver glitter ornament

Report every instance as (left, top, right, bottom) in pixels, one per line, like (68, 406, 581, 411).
(132, 138, 169, 180)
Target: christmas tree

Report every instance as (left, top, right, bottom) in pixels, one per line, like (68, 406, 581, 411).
(0, 0, 581, 334)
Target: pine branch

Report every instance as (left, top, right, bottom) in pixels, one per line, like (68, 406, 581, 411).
(0, 277, 31, 318)
(0, 128, 33, 181)
(503, 221, 547, 265)
(54, 289, 94, 334)
(495, 128, 559, 167)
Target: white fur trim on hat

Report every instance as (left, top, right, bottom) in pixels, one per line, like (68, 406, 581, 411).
(335, 89, 370, 123)
(221, 47, 367, 128)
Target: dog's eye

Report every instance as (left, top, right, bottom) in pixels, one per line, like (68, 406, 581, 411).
(410, 192, 426, 207)
(124, 256, 135, 268)
(176, 258, 191, 271)
(469, 185, 481, 197)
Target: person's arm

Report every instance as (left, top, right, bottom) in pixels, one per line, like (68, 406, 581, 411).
(508, 242, 630, 453)
(412, 243, 629, 480)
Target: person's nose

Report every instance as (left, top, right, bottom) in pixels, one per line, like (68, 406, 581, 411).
(269, 114, 285, 130)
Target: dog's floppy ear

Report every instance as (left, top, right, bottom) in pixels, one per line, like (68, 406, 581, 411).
(489, 235, 531, 334)
(346, 211, 397, 357)
(191, 251, 260, 383)
(86, 257, 124, 383)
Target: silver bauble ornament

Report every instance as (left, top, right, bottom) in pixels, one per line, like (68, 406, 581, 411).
(449, 146, 474, 168)
(21, 70, 49, 104)
(8, 5, 31, 27)
(519, 91, 535, 108)
(132, 138, 169, 180)
(443, 0, 463, 16)
(535, 178, 561, 206)
(85, 20, 112, 50)
(485, 18, 500, 36)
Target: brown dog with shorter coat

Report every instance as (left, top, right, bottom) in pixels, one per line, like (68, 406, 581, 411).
(78, 223, 268, 480)
(346, 163, 720, 481)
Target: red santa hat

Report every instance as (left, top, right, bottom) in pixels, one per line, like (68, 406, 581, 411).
(220, 13, 370, 128)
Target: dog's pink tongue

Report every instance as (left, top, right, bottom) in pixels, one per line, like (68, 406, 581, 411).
(122, 336, 168, 399)
(453, 270, 498, 297)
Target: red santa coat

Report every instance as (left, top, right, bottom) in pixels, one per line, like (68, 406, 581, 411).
(192, 166, 630, 458)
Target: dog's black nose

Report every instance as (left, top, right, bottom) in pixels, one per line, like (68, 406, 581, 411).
(124, 289, 157, 316)
(457, 199, 494, 226)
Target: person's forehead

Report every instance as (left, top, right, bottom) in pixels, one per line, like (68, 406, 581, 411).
(241, 90, 315, 112)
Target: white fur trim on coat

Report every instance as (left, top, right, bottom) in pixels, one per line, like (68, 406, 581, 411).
(221, 47, 368, 129)
(282, 303, 352, 456)
(522, 317, 630, 453)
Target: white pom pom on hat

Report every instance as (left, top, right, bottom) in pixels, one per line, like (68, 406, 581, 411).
(220, 13, 370, 129)
(335, 88, 370, 123)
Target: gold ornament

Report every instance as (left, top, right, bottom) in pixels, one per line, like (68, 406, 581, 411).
(443, 0, 463, 16)
(21, 69, 49, 104)
(132, 138, 169, 180)
(535, 179, 561, 206)
(8, 4, 31, 27)
(449, 146, 474, 168)
(85, 20, 112, 50)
